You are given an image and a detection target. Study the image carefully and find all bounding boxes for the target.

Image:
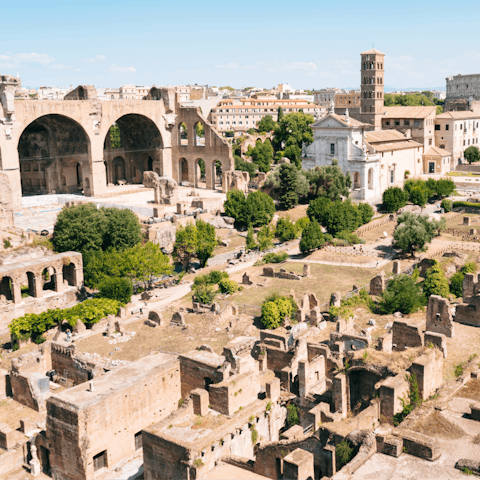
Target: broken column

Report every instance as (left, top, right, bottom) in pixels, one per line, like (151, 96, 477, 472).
(369, 271, 385, 296)
(303, 264, 310, 277)
(330, 291, 341, 308)
(393, 260, 401, 275)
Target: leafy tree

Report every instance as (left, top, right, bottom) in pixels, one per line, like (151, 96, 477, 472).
(53, 203, 108, 256)
(382, 186, 409, 212)
(287, 404, 299, 427)
(246, 226, 257, 250)
(378, 274, 426, 314)
(276, 216, 298, 242)
(434, 178, 455, 198)
(261, 301, 281, 329)
(101, 207, 142, 251)
(279, 163, 299, 209)
(261, 293, 297, 329)
(423, 262, 450, 298)
(307, 197, 332, 224)
(196, 122, 204, 138)
(246, 139, 274, 173)
(441, 199, 452, 212)
(306, 160, 351, 200)
(277, 106, 284, 121)
(300, 220, 324, 253)
(273, 112, 314, 168)
(257, 115, 276, 133)
(235, 155, 258, 177)
(247, 128, 256, 135)
(257, 224, 275, 251)
(245, 191, 275, 227)
(464, 145, 480, 164)
(195, 220, 218, 268)
(393, 212, 445, 256)
(193, 284, 217, 305)
(322, 200, 363, 236)
(98, 277, 133, 304)
(409, 185, 429, 208)
(450, 272, 464, 298)
(358, 203, 374, 224)
(173, 223, 197, 270)
(109, 124, 122, 148)
(224, 189, 248, 226)
(198, 158, 206, 178)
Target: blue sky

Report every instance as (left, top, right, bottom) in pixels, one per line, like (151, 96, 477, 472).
(1, 0, 479, 91)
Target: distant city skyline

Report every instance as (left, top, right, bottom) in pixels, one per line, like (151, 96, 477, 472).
(1, 0, 479, 90)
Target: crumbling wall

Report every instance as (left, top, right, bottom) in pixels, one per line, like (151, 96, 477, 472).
(391, 320, 424, 351)
(455, 294, 480, 327)
(426, 295, 454, 338)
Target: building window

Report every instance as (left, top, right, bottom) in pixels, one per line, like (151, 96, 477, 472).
(404, 120, 410, 126)
(135, 432, 143, 450)
(446, 124, 449, 130)
(330, 143, 335, 155)
(460, 124, 463, 130)
(435, 125, 440, 131)
(395, 121, 400, 126)
(429, 139, 433, 145)
(414, 120, 421, 127)
(385, 121, 390, 126)
(390, 170, 395, 183)
(93, 451, 107, 471)
(440, 145, 445, 149)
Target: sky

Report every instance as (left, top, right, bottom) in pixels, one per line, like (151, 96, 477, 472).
(1, 0, 480, 91)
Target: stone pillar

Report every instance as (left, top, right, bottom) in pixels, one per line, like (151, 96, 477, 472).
(74, 267, 84, 288)
(298, 361, 309, 398)
(464, 216, 471, 225)
(303, 264, 310, 277)
(393, 260, 401, 275)
(206, 161, 215, 190)
(54, 271, 64, 293)
(283, 449, 314, 480)
(12, 282, 23, 304)
(32, 277, 43, 299)
(191, 389, 209, 416)
(333, 373, 347, 416)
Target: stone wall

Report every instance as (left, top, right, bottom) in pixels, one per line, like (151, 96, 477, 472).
(425, 295, 454, 338)
(391, 320, 424, 351)
(179, 352, 224, 398)
(46, 353, 180, 480)
(455, 294, 480, 327)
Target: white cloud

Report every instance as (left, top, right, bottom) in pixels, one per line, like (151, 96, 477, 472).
(96, 55, 106, 61)
(0, 54, 10, 61)
(86, 55, 106, 63)
(107, 64, 136, 73)
(214, 62, 239, 69)
(15, 53, 55, 65)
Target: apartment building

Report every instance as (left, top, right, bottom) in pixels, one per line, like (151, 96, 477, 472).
(210, 98, 318, 133)
(313, 88, 341, 107)
(434, 111, 480, 164)
(335, 90, 361, 109)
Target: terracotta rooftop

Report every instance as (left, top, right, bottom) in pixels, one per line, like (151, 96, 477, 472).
(436, 111, 480, 120)
(381, 106, 437, 119)
(367, 139, 423, 153)
(361, 48, 385, 55)
(366, 130, 409, 143)
(424, 146, 452, 157)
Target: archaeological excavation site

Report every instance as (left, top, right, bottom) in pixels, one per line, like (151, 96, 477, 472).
(0, 75, 480, 480)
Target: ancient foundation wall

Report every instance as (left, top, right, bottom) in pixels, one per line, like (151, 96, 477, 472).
(179, 355, 223, 398)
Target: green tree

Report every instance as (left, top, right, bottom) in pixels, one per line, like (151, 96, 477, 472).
(235, 155, 258, 177)
(358, 203, 374, 224)
(247, 128, 256, 135)
(434, 178, 455, 198)
(98, 277, 133, 304)
(306, 160, 351, 200)
(245, 191, 275, 227)
(322, 199, 363, 236)
(393, 212, 444, 256)
(441, 199, 452, 212)
(246, 226, 257, 250)
(246, 139, 274, 173)
(273, 112, 314, 168)
(299, 219, 325, 253)
(257, 115, 276, 133)
(409, 185, 429, 208)
(450, 272, 464, 298)
(423, 262, 450, 298)
(53, 203, 108, 256)
(379, 274, 426, 314)
(261, 301, 281, 329)
(193, 284, 217, 305)
(307, 197, 332, 224)
(173, 223, 198, 270)
(224, 189, 248, 226)
(279, 163, 299, 209)
(276, 216, 298, 242)
(218, 278, 239, 294)
(257, 224, 275, 251)
(464, 145, 480, 164)
(195, 220, 218, 268)
(277, 106, 284, 121)
(102, 207, 142, 251)
(109, 124, 122, 148)
(382, 186, 409, 212)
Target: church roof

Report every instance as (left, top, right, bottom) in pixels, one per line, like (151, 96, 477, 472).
(365, 130, 408, 143)
(424, 146, 452, 157)
(381, 106, 437, 119)
(436, 111, 480, 120)
(361, 48, 385, 55)
(367, 139, 423, 153)
(313, 113, 369, 128)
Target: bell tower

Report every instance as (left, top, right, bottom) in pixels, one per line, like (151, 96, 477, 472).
(360, 49, 385, 130)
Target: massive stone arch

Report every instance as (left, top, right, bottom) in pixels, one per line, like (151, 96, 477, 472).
(17, 114, 91, 195)
(103, 114, 164, 184)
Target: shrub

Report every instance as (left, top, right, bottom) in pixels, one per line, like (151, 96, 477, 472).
(335, 231, 364, 245)
(462, 262, 477, 274)
(263, 251, 289, 264)
(260, 301, 281, 329)
(257, 224, 275, 251)
(193, 284, 217, 305)
(193, 270, 228, 287)
(300, 219, 325, 253)
(452, 201, 480, 209)
(358, 203, 374, 224)
(98, 277, 133, 304)
(296, 217, 310, 233)
(450, 272, 464, 298)
(287, 404, 299, 427)
(218, 279, 239, 294)
(382, 186, 409, 212)
(393, 373, 421, 426)
(423, 262, 450, 298)
(336, 440, 354, 468)
(276, 216, 298, 242)
(378, 274, 426, 314)
(246, 226, 257, 250)
(441, 199, 452, 212)
(246, 191, 276, 227)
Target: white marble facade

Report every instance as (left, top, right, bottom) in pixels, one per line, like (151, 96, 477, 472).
(302, 112, 381, 200)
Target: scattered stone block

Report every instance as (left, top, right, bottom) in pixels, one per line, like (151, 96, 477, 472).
(191, 388, 209, 416)
(114, 318, 125, 335)
(464, 216, 471, 225)
(242, 273, 253, 285)
(148, 310, 163, 326)
(73, 319, 86, 334)
(470, 405, 480, 421)
(370, 271, 385, 296)
(424, 331, 447, 358)
(393, 260, 401, 275)
(263, 267, 275, 277)
(330, 291, 341, 308)
(455, 460, 480, 476)
(171, 311, 186, 326)
(383, 436, 403, 457)
(303, 264, 310, 277)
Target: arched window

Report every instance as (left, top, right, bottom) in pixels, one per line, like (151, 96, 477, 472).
(179, 123, 188, 146)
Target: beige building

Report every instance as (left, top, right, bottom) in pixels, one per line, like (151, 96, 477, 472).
(434, 110, 480, 165)
(360, 48, 385, 130)
(380, 106, 437, 149)
(210, 98, 318, 133)
(118, 85, 150, 100)
(313, 88, 341, 107)
(422, 146, 452, 175)
(335, 90, 361, 109)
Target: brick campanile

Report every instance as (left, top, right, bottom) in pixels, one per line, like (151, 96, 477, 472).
(360, 48, 385, 131)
